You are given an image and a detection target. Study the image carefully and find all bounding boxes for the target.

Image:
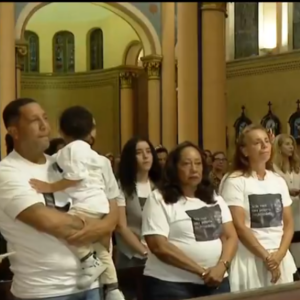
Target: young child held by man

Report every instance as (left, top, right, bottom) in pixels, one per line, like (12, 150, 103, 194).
(30, 106, 124, 300)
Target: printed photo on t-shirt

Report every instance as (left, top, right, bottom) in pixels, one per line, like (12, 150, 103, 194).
(248, 194, 283, 229)
(185, 205, 223, 242)
(43, 193, 56, 208)
(139, 197, 147, 210)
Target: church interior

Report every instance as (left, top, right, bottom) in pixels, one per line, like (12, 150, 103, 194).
(3, 2, 300, 158)
(2, 2, 300, 300)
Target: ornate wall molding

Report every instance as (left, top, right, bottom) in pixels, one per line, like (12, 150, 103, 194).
(141, 55, 162, 80)
(201, 2, 227, 14)
(227, 50, 300, 78)
(119, 71, 138, 89)
(15, 40, 28, 70)
(21, 65, 143, 90)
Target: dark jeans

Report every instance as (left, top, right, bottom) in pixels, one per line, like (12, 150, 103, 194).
(116, 251, 145, 300)
(142, 275, 230, 300)
(13, 288, 102, 300)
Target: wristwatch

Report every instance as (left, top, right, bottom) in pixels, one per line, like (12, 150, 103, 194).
(219, 259, 230, 270)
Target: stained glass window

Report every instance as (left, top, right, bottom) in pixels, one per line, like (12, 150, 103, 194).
(293, 3, 300, 49)
(234, 3, 259, 59)
(23, 30, 39, 72)
(89, 28, 103, 70)
(53, 31, 75, 73)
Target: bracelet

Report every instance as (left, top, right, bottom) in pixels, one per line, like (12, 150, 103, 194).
(219, 259, 230, 270)
(200, 271, 207, 279)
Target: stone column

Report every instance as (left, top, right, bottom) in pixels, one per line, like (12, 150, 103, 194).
(0, 3, 15, 157)
(119, 71, 137, 148)
(177, 3, 199, 144)
(141, 55, 162, 146)
(15, 42, 28, 98)
(276, 2, 283, 53)
(161, 2, 177, 150)
(202, 2, 227, 152)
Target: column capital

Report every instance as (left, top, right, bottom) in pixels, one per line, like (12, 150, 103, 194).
(141, 55, 162, 80)
(201, 2, 227, 14)
(15, 40, 28, 70)
(119, 71, 138, 89)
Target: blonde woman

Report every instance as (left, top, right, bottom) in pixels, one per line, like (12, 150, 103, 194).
(273, 134, 300, 272)
(220, 125, 296, 291)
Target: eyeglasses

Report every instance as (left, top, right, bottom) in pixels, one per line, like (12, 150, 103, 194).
(214, 158, 227, 162)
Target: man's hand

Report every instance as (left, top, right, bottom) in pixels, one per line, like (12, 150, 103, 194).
(202, 263, 226, 287)
(30, 179, 54, 193)
(66, 217, 111, 247)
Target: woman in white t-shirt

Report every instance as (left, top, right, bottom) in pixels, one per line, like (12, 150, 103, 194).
(220, 125, 296, 292)
(114, 137, 162, 299)
(273, 133, 300, 273)
(142, 141, 238, 300)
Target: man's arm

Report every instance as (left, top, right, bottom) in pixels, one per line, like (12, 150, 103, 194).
(17, 203, 85, 239)
(0, 169, 85, 241)
(66, 200, 119, 246)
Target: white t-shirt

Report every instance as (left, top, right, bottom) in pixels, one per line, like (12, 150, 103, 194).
(220, 170, 292, 250)
(117, 180, 152, 207)
(142, 189, 232, 283)
(0, 151, 99, 298)
(55, 140, 109, 214)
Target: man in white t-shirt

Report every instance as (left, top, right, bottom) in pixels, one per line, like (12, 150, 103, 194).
(0, 98, 119, 300)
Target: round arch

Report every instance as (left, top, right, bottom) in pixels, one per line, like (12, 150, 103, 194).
(15, 2, 161, 56)
(123, 40, 143, 65)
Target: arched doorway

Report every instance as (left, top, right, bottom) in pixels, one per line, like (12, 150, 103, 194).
(15, 2, 161, 56)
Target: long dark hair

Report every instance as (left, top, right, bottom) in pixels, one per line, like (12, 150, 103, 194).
(159, 141, 215, 204)
(118, 137, 161, 197)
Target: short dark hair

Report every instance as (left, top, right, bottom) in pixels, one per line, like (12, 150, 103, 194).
(159, 141, 215, 205)
(45, 138, 65, 156)
(212, 151, 226, 162)
(59, 106, 94, 140)
(5, 134, 14, 155)
(2, 98, 37, 129)
(155, 146, 168, 155)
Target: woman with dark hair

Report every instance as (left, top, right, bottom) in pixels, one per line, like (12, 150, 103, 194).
(142, 141, 237, 300)
(209, 151, 227, 193)
(115, 137, 161, 299)
(220, 125, 296, 292)
(45, 137, 65, 155)
(155, 145, 168, 168)
(204, 149, 213, 168)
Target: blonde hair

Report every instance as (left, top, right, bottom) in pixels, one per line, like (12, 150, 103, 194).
(273, 134, 300, 173)
(230, 124, 273, 175)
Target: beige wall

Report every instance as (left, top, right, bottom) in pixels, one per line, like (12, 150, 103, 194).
(226, 50, 300, 158)
(26, 15, 139, 73)
(21, 70, 121, 154)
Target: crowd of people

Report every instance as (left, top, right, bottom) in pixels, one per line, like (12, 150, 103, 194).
(0, 98, 300, 300)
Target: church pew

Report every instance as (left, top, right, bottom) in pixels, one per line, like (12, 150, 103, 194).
(194, 282, 300, 300)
